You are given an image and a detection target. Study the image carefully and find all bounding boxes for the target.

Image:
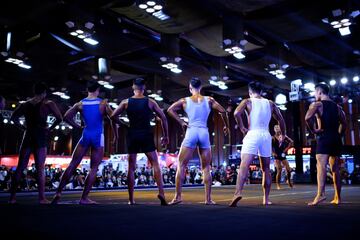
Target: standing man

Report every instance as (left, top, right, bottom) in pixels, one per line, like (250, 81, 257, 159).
(305, 82, 346, 206)
(111, 78, 169, 205)
(230, 82, 286, 207)
(52, 81, 118, 204)
(272, 125, 294, 189)
(167, 77, 229, 205)
(9, 82, 62, 204)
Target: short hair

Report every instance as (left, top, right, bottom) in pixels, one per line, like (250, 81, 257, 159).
(248, 81, 262, 94)
(33, 82, 47, 95)
(133, 78, 146, 87)
(87, 81, 101, 93)
(315, 82, 330, 95)
(190, 77, 201, 89)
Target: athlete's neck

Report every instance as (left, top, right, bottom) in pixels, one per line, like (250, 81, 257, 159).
(87, 92, 98, 99)
(250, 94, 261, 99)
(319, 95, 331, 101)
(133, 90, 144, 98)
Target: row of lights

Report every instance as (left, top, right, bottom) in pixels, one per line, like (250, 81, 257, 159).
(138, 1, 170, 21)
(329, 75, 359, 86)
(322, 9, 359, 36)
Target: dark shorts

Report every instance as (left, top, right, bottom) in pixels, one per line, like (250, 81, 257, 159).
(127, 130, 156, 154)
(316, 132, 342, 156)
(21, 130, 48, 149)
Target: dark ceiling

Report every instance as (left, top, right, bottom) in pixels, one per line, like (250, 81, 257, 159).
(0, 0, 360, 109)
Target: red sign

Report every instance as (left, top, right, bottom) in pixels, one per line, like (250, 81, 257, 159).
(287, 147, 312, 155)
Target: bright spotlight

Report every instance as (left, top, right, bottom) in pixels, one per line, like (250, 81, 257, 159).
(353, 76, 359, 82)
(329, 79, 336, 86)
(340, 77, 348, 84)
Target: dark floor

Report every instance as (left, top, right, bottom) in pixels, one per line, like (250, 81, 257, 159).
(1, 184, 359, 240)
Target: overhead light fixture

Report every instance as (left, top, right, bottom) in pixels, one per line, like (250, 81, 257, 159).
(148, 90, 164, 101)
(159, 56, 182, 74)
(209, 76, 229, 90)
(4, 56, 31, 70)
(137, 1, 170, 21)
(275, 93, 287, 105)
(353, 75, 359, 82)
(223, 39, 247, 59)
(340, 77, 348, 84)
(265, 63, 289, 79)
(104, 84, 114, 89)
(53, 91, 70, 100)
(322, 9, 359, 36)
(65, 21, 99, 46)
(348, 98, 353, 104)
(329, 79, 336, 86)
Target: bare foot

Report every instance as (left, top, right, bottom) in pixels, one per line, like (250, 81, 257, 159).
(79, 198, 98, 205)
(205, 200, 216, 205)
(51, 194, 61, 205)
(169, 198, 182, 205)
(308, 196, 326, 206)
(330, 198, 341, 205)
(276, 185, 281, 190)
(39, 199, 50, 205)
(229, 195, 242, 207)
(263, 200, 273, 206)
(157, 194, 168, 206)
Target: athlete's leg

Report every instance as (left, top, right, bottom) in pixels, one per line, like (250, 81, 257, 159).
(33, 147, 49, 204)
(329, 156, 341, 205)
(169, 146, 194, 204)
(9, 147, 32, 204)
(282, 159, 293, 188)
(259, 156, 272, 205)
(198, 147, 214, 204)
(127, 153, 137, 204)
(274, 159, 282, 189)
(308, 154, 328, 206)
(79, 146, 104, 204)
(229, 153, 256, 207)
(52, 141, 88, 204)
(145, 151, 167, 205)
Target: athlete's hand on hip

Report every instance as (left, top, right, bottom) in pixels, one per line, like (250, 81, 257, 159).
(181, 121, 188, 133)
(161, 136, 169, 146)
(223, 126, 229, 136)
(313, 128, 323, 134)
(240, 127, 248, 135)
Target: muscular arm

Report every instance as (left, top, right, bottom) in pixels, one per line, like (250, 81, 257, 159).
(110, 99, 127, 125)
(234, 99, 249, 135)
(10, 104, 26, 131)
(305, 102, 321, 134)
(284, 136, 294, 153)
(104, 100, 118, 141)
(271, 101, 286, 136)
(167, 99, 187, 130)
(209, 97, 230, 135)
(64, 103, 82, 129)
(150, 99, 169, 139)
(338, 106, 347, 135)
(47, 101, 63, 131)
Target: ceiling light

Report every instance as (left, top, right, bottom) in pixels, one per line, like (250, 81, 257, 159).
(77, 34, 86, 39)
(60, 95, 70, 100)
(348, 99, 353, 104)
(170, 68, 182, 74)
(76, 30, 84, 34)
(147, 1, 156, 6)
(219, 85, 228, 90)
(154, 5, 162, 10)
(329, 79, 336, 86)
(18, 63, 31, 69)
(61, 126, 66, 130)
(341, 18, 349, 23)
(339, 27, 351, 36)
(146, 8, 155, 13)
(139, 4, 148, 9)
(353, 76, 359, 82)
(54, 136, 59, 141)
(154, 96, 163, 101)
(275, 93, 287, 105)
(330, 21, 339, 25)
(340, 77, 348, 84)
(83, 38, 99, 45)
(70, 32, 78, 36)
(104, 84, 114, 89)
(233, 52, 245, 59)
(276, 74, 286, 80)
